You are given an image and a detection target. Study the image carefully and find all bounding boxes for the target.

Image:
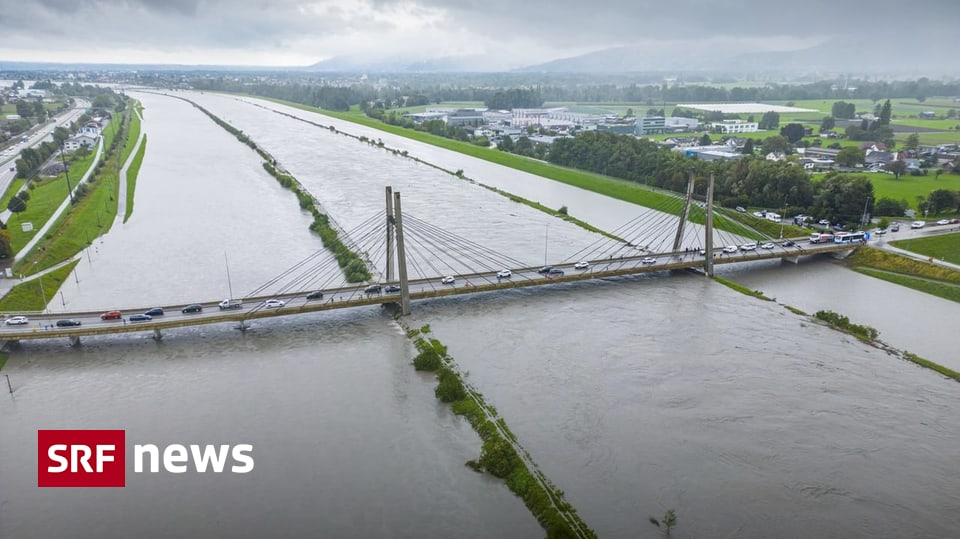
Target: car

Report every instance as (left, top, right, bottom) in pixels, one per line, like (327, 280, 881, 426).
(735, 206, 746, 213)
(950, 219, 960, 224)
(364, 284, 382, 295)
(5, 315, 29, 325)
(722, 246, 738, 253)
(873, 228, 887, 235)
(698, 249, 707, 256)
(936, 219, 950, 225)
(783, 240, 796, 247)
(55, 319, 81, 327)
(305, 290, 324, 300)
(441, 276, 455, 285)
(218, 299, 243, 310)
(740, 242, 757, 251)
(181, 304, 203, 314)
(537, 266, 554, 274)
(264, 299, 285, 308)
(890, 223, 900, 232)
(911, 221, 925, 229)
(761, 242, 775, 249)
(100, 310, 122, 320)
(573, 261, 590, 270)
(641, 257, 657, 264)
(547, 268, 565, 276)
(818, 219, 830, 225)
(144, 307, 164, 316)
(384, 285, 401, 293)
(496, 269, 512, 278)
(129, 314, 152, 322)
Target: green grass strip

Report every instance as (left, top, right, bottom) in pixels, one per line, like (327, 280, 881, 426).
(855, 267, 960, 303)
(903, 351, 960, 383)
(0, 259, 79, 312)
(0, 352, 7, 372)
(846, 246, 960, 285)
(124, 135, 147, 223)
(889, 232, 960, 265)
(712, 276, 774, 301)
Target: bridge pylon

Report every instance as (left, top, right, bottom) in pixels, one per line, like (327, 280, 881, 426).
(385, 186, 395, 282)
(704, 173, 715, 277)
(672, 172, 696, 252)
(393, 191, 412, 316)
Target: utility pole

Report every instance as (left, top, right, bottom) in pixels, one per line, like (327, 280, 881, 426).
(393, 191, 411, 316)
(385, 186, 395, 282)
(59, 143, 75, 204)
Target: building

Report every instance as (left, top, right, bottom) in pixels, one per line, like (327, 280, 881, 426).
(664, 117, 699, 132)
(446, 109, 485, 128)
(597, 119, 637, 135)
(679, 145, 743, 162)
(63, 134, 98, 151)
(637, 116, 665, 135)
(714, 119, 759, 134)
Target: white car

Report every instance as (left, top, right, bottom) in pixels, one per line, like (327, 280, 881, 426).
(911, 221, 925, 229)
(641, 257, 656, 264)
(761, 242, 775, 249)
(441, 276, 455, 285)
(936, 219, 950, 225)
(722, 245, 738, 253)
(264, 299, 285, 308)
(496, 269, 511, 278)
(5, 315, 28, 325)
(740, 242, 757, 251)
(574, 261, 590, 270)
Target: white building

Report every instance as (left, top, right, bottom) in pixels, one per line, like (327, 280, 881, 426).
(63, 134, 98, 151)
(715, 119, 759, 134)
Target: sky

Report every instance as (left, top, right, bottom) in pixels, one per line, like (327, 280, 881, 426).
(0, 0, 957, 69)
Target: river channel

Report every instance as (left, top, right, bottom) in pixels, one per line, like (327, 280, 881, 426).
(0, 91, 957, 538)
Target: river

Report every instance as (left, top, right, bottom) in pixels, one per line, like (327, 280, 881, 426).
(1, 90, 958, 538)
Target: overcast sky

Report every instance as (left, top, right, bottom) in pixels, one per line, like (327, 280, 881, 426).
(0, 0, 956, 69)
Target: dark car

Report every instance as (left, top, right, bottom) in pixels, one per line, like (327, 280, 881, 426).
(547, 268, 565, 277)
(783, 240, 796, 247)
(55, 319, 82, 327)
(364, 284, 382, 295)
(129, 314, 152, 322)
(537, 266, 554, 274)
(384, 285, 401, 293)
(306, 290, 324, 300)
(181, 304, 203, 314)
(144, 307, 164, 316)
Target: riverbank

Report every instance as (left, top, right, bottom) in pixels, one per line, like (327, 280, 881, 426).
(845, 246, 960, 303)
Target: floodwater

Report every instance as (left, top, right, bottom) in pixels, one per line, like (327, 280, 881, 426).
(1, 91, 958, 539)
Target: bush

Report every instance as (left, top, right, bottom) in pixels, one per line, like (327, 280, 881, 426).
(435, 366, 466, 402)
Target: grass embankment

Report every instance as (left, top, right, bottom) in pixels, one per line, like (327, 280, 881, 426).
(847, 246, 960, 283)
(406, 322, 596, 539)
(14, 110, 131, 275)
(889, 232, 960, 265)
(712, 276, 774, 301)
(174, 95, 371, 282)
(0, 352, 7, 371)
(0, 260, 79, 312)
(854, 268, 960, 303)
(124, 136, 147, 223)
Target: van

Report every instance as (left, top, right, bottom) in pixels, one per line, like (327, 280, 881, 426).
(218, 299, 243, 310)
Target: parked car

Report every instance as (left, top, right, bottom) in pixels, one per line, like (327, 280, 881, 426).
(264, 299, 285, 308)
(384, 285, 401, 293)
(735, 206, 746, 213)
(547, 268, 565, 276)
(641, 257, 657, 264)
(5, 315, 29, 325)
(55, 319, 81, 327)
(100, 310, 122, 320)
(497, 269, 512, 278)
(129, 314, 152, 322)
(537, 266, 554, 274)
(181, 304, 203, 314)
(364, 284, 382, 295)
(890, 223, 900, 232)
(305, 290, 324, 300)
(761, 242, 775, 249)
(144, 307, 164, 316)
(574, 261, 589, 270)
(441, 276, 455, 285)
(218, 299, 243, 310)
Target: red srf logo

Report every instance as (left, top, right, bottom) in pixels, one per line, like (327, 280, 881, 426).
(38, 430, 126, 487)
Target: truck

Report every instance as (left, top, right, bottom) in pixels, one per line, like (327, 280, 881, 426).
(809, 233, 835, 244)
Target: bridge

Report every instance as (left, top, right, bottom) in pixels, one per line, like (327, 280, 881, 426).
(1, 177, 860, 344)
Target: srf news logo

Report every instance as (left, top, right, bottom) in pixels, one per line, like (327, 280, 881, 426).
(38, 430, 254, 488)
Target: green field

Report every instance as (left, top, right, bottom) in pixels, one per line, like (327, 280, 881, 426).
(890, 232, 960, 264)
(867, 172, 960, 208)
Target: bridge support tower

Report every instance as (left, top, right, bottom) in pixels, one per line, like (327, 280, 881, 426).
(153, 328, 162, 341)
(393, 191, 412, 316)
(69, 335, 81, 347)
(385, 186, 395, 282)
(672, 172, 696, 252)
(704, 173, 715, 277)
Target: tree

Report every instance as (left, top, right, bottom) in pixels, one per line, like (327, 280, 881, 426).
(758, 111, 780, 130)
(879, 100, 892, 126)
(820, 116, 835, 133)
(15, 100, 34, 118)
(496, 135, 514, 152)
(877, 217, 890, 231)
(33, 101, 46, 119)
(625, 108, 634, 117)
(904, 133, 919, 151)
(16, 190, 30, 202)
(0, 228, 10, 259)
(885, 160, 907, 179)
(812, 174, 874, 224)
(7, 196, 26, 215)
(649, 509, 678, 536)
(741, 138, 755, 155)
(928, 189, 959, 215)
(835, 147, 865, 167)
(875, 197, 907, 216)
(761, 135, 789, 155)
(700, 134, 712, 146)
(832, 101, 856, 119)
(780, 123, 805, 143)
